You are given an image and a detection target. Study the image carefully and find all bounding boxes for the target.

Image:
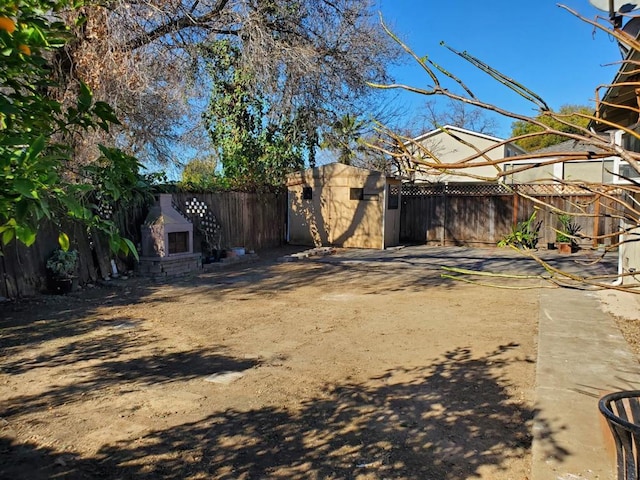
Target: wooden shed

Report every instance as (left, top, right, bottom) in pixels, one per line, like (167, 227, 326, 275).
(286, 163, 401, 249)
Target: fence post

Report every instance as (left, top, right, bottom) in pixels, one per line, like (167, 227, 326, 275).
(441, 182, 447, 246)
(512, 184, 519, 227)
(593, 193, 601, 248)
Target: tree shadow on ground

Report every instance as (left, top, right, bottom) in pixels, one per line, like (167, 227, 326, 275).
(2, 344, 566, 479)
(0, 245, 569, 333)
(150, 245, 617, 305)
(1, 293, 259, 419)
(1, 341, 259, 418)
(1, 254, 457, 352)
(0, 286, 160, 356)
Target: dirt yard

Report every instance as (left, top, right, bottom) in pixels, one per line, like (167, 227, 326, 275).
(0, 247, 541, 479)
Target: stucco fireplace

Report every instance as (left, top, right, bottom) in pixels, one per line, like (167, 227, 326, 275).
(138, 194, 201, 277)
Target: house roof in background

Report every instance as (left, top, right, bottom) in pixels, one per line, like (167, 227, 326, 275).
(590, 35, 640, 131)
(410, 125, 507, 145)
(531, 137, 611, 155)
(409, 125, 527, 155)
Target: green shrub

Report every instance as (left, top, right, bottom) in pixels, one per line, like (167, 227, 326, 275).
(498, 210, 542, 250)
(46, 249, 78, 279)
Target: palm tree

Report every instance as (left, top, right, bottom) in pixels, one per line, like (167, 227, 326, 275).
(321, 114, 367, 165)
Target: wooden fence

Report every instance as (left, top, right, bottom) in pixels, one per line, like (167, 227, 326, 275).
(172, 191, 287, 253)
(2, 183, 624, 298)
(0, 190, 287, 298)
(400, 183, 624, 247)
(0, 204, 146, 299)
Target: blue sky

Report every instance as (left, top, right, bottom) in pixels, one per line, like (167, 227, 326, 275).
(375, 0, 627, 137)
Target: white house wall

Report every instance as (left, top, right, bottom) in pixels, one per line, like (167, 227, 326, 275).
(410, 128, 511, 183)
(620, 224, 640, 285)
(504, 158, 617, 184)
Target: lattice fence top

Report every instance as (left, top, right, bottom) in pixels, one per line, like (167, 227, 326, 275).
(401, 183, 622, 197)
(401, 183, 510, 196)
(513, 184, 608, 196)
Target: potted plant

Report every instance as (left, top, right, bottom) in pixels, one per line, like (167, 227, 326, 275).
(556, 214, 582, 254)
(46, 248, 78, 294)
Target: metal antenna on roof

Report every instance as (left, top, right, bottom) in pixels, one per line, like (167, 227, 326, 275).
(590, 0, 640, 55)
(590, 0, 638, 27)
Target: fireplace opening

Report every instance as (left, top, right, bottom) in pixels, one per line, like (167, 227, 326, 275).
(168, 231, 189, 254)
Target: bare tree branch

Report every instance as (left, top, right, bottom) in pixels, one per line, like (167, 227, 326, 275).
(370, 6, 640, 292)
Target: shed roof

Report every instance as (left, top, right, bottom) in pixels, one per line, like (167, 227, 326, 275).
(286, 162, 387, 187)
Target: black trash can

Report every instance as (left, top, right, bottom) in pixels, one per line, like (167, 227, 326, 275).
(599, 390, 640, 480)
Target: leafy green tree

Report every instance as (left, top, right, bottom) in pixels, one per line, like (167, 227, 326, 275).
(202, 40, 307, 187)
(181, 158, 220, 189)
(0, 0, 143, 256)
(320, 113, 395, 172)
(510, 104, 592, 151)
